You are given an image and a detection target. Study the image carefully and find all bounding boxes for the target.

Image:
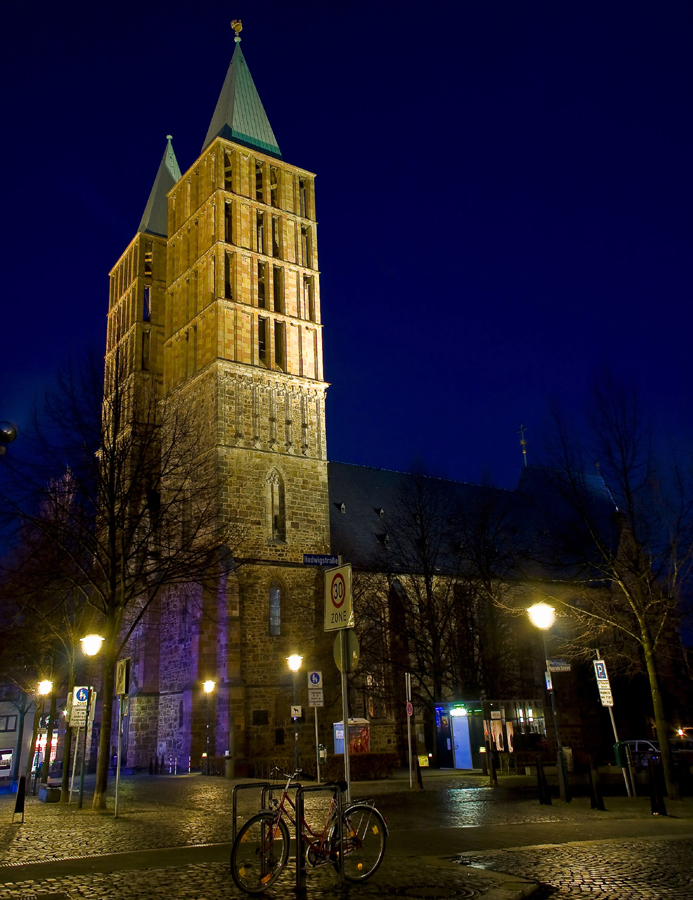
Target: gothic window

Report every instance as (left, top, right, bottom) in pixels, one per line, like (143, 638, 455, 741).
(273, 266, 283, 313)
(301, 225, 312, 268)
(267, 468, 286, 541)
(258, 317, 267, 364)
(225, 202, 233, 244)
(274, 321, 285, 371)
(270, 167, 279, 208)
(298, 177, 307, 217)
(272, 216, 281, 257)
(141, 331, 150, 371)
(257, 262, 267, 308)
(269, 581, 281, 635)
(303, 277, 314, 321)
(143, 285, 151, 322)
(255, 160, 264, 202)
(144, 243, 153, 276)
(225, 252, 233, 299)
(256, 211, 265, 254)
(224, 151, 234, 191)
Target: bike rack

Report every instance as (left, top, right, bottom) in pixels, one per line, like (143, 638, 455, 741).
(295, 782, 345, 891)
(232, 781, 271, 843)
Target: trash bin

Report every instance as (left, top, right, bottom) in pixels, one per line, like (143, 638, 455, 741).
(224, 754, 234, 779)
(614, 742, 627, 767)
(38, 785, 61, 803)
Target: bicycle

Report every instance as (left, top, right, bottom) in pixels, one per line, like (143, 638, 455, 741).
(230, 768, 387, 893)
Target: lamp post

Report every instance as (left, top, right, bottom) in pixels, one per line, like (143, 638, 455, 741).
(203, 680, 215, 775)
(287, 655, 303, 771)
(527, 603, 570, 802)
(37, 680, 53, 786)
(78, 634, 104, 809)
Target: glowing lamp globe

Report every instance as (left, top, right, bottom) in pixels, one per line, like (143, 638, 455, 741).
(80, 634, 105, 656)
(203, 680, 216, 694)
(527, 603, 556, 630)
(37, 680, 53, 695)
(286, 654, 303, 672)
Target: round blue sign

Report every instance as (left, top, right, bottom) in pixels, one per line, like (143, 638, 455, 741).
(75, 687, 89, 703)
(310, 672, 320, 685)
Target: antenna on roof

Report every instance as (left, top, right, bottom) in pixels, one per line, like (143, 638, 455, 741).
(231, 19, 242, 42)
(517, 424, 528, 467)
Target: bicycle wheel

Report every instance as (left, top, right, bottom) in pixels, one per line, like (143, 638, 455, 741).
(337, 804, 387, 882)
(230, 812, 290, 894)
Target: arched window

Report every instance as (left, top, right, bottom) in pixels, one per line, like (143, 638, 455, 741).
(266, 468, 286, 541)
(269, 582, 281, 636)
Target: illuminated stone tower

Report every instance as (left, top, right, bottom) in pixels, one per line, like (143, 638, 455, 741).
(143, 24, 331, 768)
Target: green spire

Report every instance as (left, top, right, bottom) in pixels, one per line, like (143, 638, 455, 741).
(138, 136, 182, 237)
(202, 32, 281, 158)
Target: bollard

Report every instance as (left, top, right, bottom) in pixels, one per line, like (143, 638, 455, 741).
(648, 757, 667, 816)
(536, 757, 552, 805)
(588, 755, 606, 810)
(149, 757, 154, 775)
(160, 754, 165, 774)
(154, 756, 159, 775)
(174, 757, 178, 775)
(168, 755, 173, 774)
(188, 755, 191, 773)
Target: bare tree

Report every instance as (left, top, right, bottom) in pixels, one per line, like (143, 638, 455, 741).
(353, 472, 518, 761)
(533, 377, 693, 799)
(1, 349, 247, 808)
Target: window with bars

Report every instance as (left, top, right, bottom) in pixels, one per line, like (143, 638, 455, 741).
(257, 262, 267, 308)
(258, 317, 267, 364)
(273, 266, 283, 313)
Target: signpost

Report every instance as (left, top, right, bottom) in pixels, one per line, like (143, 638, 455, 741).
(308, 671, 323, 782)
(304, 554, 339, 567)
(594, 656, 631, 796)
(324, 564, 354, 801)
(405, 673, 413, 788)
(115, 658, 131, 818)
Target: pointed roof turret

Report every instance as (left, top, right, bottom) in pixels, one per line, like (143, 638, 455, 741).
(202, 22, 281, 158)
(138, 136, 182, 237)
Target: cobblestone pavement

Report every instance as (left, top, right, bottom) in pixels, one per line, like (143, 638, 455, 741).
(458, 837, 693, 898)
(1, 773, 692, 898)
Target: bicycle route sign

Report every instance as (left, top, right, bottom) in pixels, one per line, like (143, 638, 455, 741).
(324, 564, 354, 631)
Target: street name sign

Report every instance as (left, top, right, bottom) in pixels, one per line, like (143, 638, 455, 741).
(547, 659, 571, 672)
(304, 554, 339, 567)
(324, 564, 354, 631)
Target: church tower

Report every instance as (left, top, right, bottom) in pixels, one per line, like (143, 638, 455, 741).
(148, 23, 331, 769)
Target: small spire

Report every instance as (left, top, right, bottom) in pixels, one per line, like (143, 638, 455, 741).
(518, 424, 528, 467)
(231, 19, 242, 43)
(166, 134, 173, 142)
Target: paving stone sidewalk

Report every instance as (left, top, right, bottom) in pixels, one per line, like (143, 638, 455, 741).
(1, 773, 692, 899)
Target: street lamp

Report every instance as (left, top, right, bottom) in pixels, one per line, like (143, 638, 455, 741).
(77, 633, 104, 809)
(287, 655, 303, 771)
(203, 680, 215, 775)
(37, 680, 53, 696)
(37, 680, 54, 785)
(527, 603, 570, 802)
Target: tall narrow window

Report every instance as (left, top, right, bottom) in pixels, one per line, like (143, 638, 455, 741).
(267, 469, 286, 541)
(269, 582, 281, 635)
(144, 243, 153, 276)
(143, 285, 151, 322)
(270, 167, 279, 208)
(225, 252, 233, 299)
(299, 177, 307, 217)
(255, 160, 264, 202)
(256, 211, 265, 254)
(274, 321, 285, 371)
(272, 216, 281, 257)
(224, 151, 233, 191)
(273, 266, 283, 313)
(303, 277, 314, 321)
(225, 202, 233, 244)
(141, 331, 150, 371)
(257, 262, 267, 308)
(258, 317, 267, 364)
(301, 225, 312, 267)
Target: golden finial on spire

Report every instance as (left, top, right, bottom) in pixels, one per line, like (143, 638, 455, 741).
(231, 19, 242, 42)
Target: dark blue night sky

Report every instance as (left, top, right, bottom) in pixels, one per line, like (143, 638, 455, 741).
(3, 0, 692, 488)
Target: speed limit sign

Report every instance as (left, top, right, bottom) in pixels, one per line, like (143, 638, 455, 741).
(324, 564, 354, 631)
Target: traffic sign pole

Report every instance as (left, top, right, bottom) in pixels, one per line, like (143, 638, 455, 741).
(340, 628, 351, 803)
(78, 688, 92, 809)
(594, 654, 632, 797)
(405, 673, 413, 789)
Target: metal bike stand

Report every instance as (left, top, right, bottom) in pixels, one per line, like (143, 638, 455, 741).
(295, 783, 344, 892)
(232, 781, 271, 843)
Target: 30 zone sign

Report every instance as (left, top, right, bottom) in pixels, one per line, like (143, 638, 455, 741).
(324, 564, 354, 631)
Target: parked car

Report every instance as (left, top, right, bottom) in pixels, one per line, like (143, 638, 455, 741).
(620, 739, 660, 768)
(669, 739, 693, 771)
